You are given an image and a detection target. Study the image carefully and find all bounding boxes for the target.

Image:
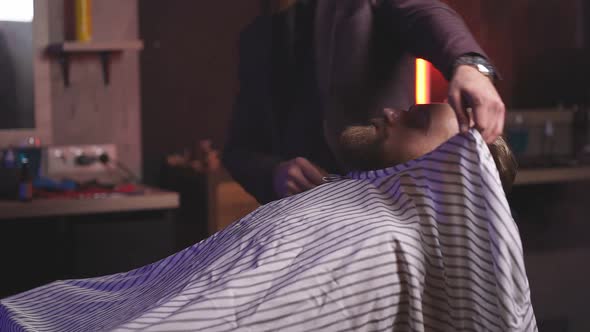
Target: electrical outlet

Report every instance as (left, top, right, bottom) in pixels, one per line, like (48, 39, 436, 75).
(43, 144, 117, 177)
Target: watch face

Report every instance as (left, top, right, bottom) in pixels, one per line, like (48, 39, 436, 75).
(476, 63, 492, 75)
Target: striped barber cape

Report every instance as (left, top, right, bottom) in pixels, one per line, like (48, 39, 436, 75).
(0, 130, 537, 331)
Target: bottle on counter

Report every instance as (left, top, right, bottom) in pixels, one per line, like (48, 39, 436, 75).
(2, 148, 16, 169)
(18, 158, 33, 202)
(541, 120, 555, 163)
(506, 114, 529, 159)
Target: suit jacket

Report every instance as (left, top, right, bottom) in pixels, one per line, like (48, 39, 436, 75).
(223, 0, 486, 204)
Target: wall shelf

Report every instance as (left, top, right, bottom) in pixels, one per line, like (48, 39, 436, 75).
(47, 40, 144, 87)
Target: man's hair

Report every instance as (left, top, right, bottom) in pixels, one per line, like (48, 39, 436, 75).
(330, 125, 518, 193)
(487, 136, 518, 192)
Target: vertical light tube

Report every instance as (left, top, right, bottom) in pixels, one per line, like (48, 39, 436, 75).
(415, 58, 431, 104)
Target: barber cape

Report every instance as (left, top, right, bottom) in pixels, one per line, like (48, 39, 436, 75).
(0, 130, 536, 332)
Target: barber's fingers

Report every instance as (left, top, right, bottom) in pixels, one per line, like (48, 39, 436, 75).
(465, 107, 475, 127)
(448, 92, 470, 133)
(274, 160, 305, 198)
(287, 163, 316, 191)
(485, 107, 503, 144)
(295, 157, 327, 186)
(492, 102, 506, 140)
(286, 180, 303, 196)
(474, 100, 506, 143)
(274, 157, 328, 198)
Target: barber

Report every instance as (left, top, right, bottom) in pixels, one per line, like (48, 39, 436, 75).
(223, 0, 503, 203)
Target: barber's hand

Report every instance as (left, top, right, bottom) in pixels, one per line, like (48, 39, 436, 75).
(273, 157, 328, 198)
(448, 65, 506, 143)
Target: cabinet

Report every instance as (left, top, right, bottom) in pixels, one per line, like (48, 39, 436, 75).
(0, 188, 178, 298)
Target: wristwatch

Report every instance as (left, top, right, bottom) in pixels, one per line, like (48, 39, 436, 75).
(453, 55, 497, 82)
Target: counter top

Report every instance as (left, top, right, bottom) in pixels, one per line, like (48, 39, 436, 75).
(0, 187, 179, 220)
(515, 166, 590, 185)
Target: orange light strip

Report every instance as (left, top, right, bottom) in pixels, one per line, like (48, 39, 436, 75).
(415, 58, 431, 104)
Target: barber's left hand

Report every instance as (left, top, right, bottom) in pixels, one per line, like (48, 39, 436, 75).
(273, 157, 328, 199)
(447, 65, 505, 143)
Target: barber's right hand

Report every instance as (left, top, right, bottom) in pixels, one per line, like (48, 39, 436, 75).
(273, 157, 328, 198)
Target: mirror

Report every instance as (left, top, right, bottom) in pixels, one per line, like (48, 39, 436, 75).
(0, 0, 51, 146)
(0, 0, 35, 129)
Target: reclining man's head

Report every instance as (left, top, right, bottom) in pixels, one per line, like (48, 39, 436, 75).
(324, 96, 517, 192)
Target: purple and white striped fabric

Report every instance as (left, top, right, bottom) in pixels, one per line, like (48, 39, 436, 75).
(0, 130, 536, 331)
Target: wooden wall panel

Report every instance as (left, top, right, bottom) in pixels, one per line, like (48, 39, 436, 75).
(48, 0, 142, 177)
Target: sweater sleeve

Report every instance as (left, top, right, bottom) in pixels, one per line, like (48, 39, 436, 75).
(379, 0, 488, 79)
